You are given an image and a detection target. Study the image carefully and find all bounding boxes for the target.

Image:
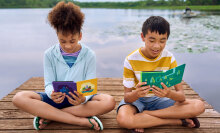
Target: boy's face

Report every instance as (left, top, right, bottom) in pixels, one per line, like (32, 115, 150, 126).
(57, 32, 82, 53)
(141, 30, 167, 59)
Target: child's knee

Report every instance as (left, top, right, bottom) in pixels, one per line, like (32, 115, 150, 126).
(12, 91, 36, 106)
(101, 94, 116, 111)
(194, 99, 205, 115)
(116, 112, 134, 129)
(12, 91, 26, 106)
(107, 95, 116, 110)
(189, 99, 205, 117)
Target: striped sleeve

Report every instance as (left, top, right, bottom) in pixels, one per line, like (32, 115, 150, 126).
(123, 58, 135, 88)
(170, 53, 178, 69)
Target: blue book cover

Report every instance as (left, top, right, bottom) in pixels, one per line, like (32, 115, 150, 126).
(52, 78, 97, 97)
(52, 81, 77, 97)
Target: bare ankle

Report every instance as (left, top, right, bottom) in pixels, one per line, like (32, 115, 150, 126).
(170, 119, 182, 126)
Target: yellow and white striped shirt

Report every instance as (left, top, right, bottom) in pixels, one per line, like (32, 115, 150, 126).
(123, 48, 177, 89)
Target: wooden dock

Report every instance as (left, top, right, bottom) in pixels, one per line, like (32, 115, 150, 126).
(0, 77, 220, 133)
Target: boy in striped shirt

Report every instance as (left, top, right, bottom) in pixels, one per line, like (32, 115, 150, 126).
(116, 16, 205, 133)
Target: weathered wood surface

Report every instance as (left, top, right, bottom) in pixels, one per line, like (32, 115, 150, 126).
(0, 77, 220, 133)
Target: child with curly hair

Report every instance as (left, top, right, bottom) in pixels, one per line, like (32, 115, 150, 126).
(12, 1, 115, 131)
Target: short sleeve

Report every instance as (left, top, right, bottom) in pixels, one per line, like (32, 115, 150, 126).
(123, 58, 135, 88)
(170, 54, 178, 69)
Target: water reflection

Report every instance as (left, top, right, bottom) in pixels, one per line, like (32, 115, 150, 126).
(87, 9, 220, 54)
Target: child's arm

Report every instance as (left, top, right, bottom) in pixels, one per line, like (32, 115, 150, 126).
(124, 82, 151, 103)
(152, 82, 185, 102)
(44, 53, 56, 99)
(170, 83, 185, 102)
(44, 54, 67, 103)
(82, 50, 96, 104)
(85, 51, 96, 80)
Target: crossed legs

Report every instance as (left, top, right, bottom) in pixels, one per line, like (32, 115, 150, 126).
(117, 99, 205, 132)
(12, 91, 116, 130)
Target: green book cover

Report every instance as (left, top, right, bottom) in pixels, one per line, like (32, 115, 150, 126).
(140, 64, 186, 90)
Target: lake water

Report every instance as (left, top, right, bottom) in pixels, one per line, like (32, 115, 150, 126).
(0, 8, 220, 112)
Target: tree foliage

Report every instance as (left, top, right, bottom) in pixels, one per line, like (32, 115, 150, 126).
(0, 0, 219, 8)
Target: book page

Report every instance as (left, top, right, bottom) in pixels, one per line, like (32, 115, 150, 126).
(76, 78, 97, 96)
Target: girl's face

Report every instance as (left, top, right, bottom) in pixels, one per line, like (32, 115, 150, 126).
(57, 32, 82, 53)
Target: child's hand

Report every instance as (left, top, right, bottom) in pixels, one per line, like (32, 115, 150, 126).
(152, 82, 171, 98)
(51, 91, 65, 104)
(66, 91, 86, 106)
(135, 82, 151, 98)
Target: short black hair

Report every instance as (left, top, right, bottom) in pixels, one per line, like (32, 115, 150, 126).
(142, 16, 170, 39)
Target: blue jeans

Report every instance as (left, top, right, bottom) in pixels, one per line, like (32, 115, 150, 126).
(36, 92, 96, 109)
(117, 96, 175, 113)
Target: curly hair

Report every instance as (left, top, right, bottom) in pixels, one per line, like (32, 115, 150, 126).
(48, 1, 84, 35)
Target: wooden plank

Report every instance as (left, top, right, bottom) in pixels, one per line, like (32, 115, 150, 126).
(0, 77, 219, 132)
(16, 82, 192, 90)
(0, 118, 220, 130)
(200, 109, 220, 118)
(1, 109, 219, 119)
(17, 80, 189, 87)
(15, 84, 192, 91)
(17, 77, 190, 89)
(0, 129, 128, 133)
(9, 89, 198, 95)
(0, 129, 220, 133)
(0, 101, 213, 110)
(1, 94, 204, 102)
(16, 86, 125, 91)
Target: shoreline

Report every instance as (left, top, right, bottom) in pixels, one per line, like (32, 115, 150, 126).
(0, 5, 220, 11)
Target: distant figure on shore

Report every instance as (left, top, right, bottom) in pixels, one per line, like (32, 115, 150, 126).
(182, 7, 197, 18)
(184, 7, 191, 14)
